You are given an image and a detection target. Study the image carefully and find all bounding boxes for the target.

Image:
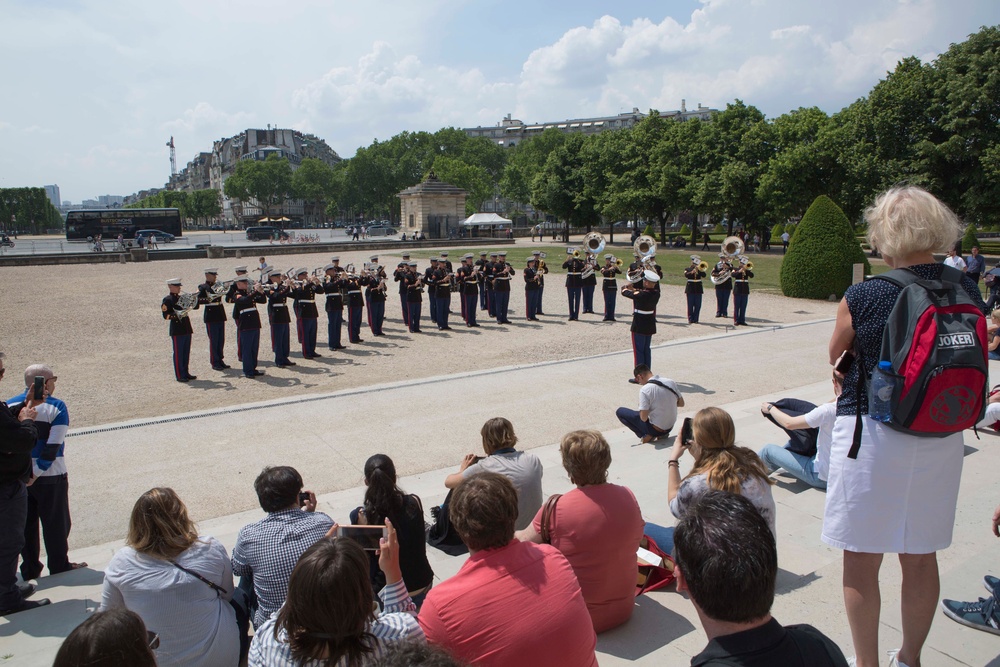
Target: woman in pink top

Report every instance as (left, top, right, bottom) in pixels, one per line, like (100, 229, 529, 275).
(517, 430, 644, 632)
(418, 472, 597, 667)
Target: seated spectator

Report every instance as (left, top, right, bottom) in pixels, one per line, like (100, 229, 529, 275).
(100, 487, 239, 667)
(232, 466, 334, 629)
(54, 607, 157, 667)
(515, 430, 644, 632)
(758, 371, 842, 489)
(989, 311, 1000, 360)
(616, 364, 683, 442)
(248, 522, 423, 666)
(940, 500, 1000, 635)
(350, 454, 434, 607)
(444, 417, 542, 530)
(419, 473, 598, 666)
(645, 407, 775, 553)
(675, 491, 849, 666)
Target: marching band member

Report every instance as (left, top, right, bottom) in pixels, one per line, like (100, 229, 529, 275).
(425, 258, 441, 327)
(162, 278, 197, 382)
(475, 251, 489, 311)
(621, 270, 661, 376)
(533, 250, 549, 315)
(486, 252, 499, 318)
(232, 275, 267, 379)
(441, 251, 456, 315)
(601, 254, 621, 322)
(226, 266, 250, 362)
(344, 269, 365, 343)
(732, 259, 754, 326)
(458, 254, 480, 327)
(433, 257, 453, 330)
(493, 251, 513, 324)
(405, 261, 423, 333)
(684, 256, 707, 324)
(712, 256, 733, 318)
(394, 253, 411, 328)
(197, 268, 229, 371)
(581, 254, 598, 314)
(362, 266, 388, 336)
(267, 269, 295, 367)
(563, 248, 584, 320)
(322, 263, 347, 350)
(291, 268, 322, 359)
(523, 257, 542, 321)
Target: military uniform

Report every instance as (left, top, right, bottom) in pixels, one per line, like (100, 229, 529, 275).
(732, 264, 754, 325)
(712, 260, 733, 317)
(405, 263, 423, 332)
(581, 257, 598, 313)
(562, 253, 584, 320)
(684, 264, 707, 324)
(601, 257, 622, 321)
(197, 270, 229, 370)
(485, 253, 498, 317)
(534, 252, 549, 314)
(232, 281, 267, 378)
(433, 261, 452, 330)
(226, 267, 250, 362)
(622, 274, 661, 370)
(425, 262, 440, 327)
(344, 273, 365, 343)
(291, 271, 322, 358)
(320, 266, 346, 350)
(394, 254, 412, 327)
(162, 280, 197, 382)
(267, 273, 295, 366)
(493, 252, 513, 324)
(523, 262, 542, 320)
(458, 255, 480, 327)
(475, 252, 489, 311)
(362, 272, 387, 336)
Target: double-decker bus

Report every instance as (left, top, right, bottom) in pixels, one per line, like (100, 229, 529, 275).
(65, 208, 183, 241)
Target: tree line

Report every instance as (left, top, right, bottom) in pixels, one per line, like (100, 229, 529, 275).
(136, 26, 1000, 236)
(0, 188, 64, 234)
(125, 189, 221, 227)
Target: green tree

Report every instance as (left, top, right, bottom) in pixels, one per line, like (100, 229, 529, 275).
(780, 195, 869, 299)
(429, 156, 491, 215)
(0, 188, 62, 233)
(224, 154, 294, 217)
(961, 224, 979, 253)
(189, 189, 221, 226)
(500, 129, 567, 207)
(293, 158, 336, 224)
(531, 133, 600, 240)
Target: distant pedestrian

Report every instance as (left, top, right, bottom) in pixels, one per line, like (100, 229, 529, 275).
(966, 245, 986, 285)
(701, 232, 710, 250)
(149, 235, 158, 250)
(781, 231, 790, 254)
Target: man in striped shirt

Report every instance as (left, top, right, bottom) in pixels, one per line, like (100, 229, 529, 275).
(8, 364, 86, 580)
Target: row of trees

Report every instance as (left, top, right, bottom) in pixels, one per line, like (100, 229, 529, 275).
(0, 188, 64, 233)
(126, 189, 221, 226)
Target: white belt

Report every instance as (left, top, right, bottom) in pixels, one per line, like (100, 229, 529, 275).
(686, 279, 701, 282)
(206, 302, 222, 306)
(348, 290, 362, 294)
(326, 293, 341, 298)
(735, 280, 749, 283)
(272, 304, 287, 308)
(568, 272, 582, 275)
(294, 300, 315, 305)
(495, 276, 511, 280)
(634, 310, 654, 315)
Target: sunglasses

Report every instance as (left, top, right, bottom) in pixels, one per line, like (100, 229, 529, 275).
(147, 630, 160, 650)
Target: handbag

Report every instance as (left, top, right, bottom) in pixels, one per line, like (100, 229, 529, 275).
(539, 494, 562, 543)
(635, 534, 675, 596)
(426, 489, 469, 556)
(170, 560, 250, 661)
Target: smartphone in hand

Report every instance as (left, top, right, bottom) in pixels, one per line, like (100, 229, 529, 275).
(680, 417, 694, 447)
(336, 525, 387, 551)
(32, 376, 45, 401)
(298, 492, 310, 506)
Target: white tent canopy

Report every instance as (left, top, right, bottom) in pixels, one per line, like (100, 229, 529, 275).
(461, 212, 512, 227)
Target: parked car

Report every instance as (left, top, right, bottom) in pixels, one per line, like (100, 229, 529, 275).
(366, 225, 398, 237)
(246, 226, 289, 242)
(134, 229, 176, 243)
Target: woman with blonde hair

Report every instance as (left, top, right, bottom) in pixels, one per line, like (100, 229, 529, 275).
(646, 407, 775, 553)
(444, 417, 542, 530)
(826, 186, 985, 667)
(100, 487, 239, 667)
(515, 430, 644, 632)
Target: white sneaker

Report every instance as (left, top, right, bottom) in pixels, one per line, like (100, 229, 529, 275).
(887, 649, 912, 667)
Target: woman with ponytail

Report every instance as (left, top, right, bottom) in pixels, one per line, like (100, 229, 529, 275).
(350, 455, 434, 607)
(645, 407, 775, 553)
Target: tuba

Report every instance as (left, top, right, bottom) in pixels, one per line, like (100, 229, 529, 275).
(710, 236, 745, 285)
(628, 235, 658, 282)
(582, 231, 606, 256)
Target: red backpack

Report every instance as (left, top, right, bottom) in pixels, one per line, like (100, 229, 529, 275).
(850, 265, 987, 459)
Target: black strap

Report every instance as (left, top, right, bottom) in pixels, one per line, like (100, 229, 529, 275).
(169, 560, 226, 596)
(646, 378, 681, 400)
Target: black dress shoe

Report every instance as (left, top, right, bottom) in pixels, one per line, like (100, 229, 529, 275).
(253, 370, 265, 376)
(1, 598, 50, 616)
(177, 378, 189, 383)
(212, 366, 226, 371)
(312, 352, 323, 357)
(439, 327, 452, 330)
(221, 363, 231, 369)
(18, 583, 35, 599)
(185, 375, 197, 381)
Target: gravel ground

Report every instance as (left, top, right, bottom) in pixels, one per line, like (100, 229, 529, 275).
(0, 245, 839, 427)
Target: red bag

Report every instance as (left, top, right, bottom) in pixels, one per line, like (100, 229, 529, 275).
(636, 534, 675, 596)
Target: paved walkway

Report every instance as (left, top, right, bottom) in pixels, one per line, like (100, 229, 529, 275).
(3, 321, 1000, 665)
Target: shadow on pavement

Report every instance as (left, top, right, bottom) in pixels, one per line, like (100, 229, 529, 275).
(597, 594, 697, 660)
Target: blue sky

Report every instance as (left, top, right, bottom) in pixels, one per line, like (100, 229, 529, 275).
(0, 0, 997, 202)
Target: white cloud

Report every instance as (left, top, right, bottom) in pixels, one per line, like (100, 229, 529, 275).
(163, 103, 254, 134)
(771, 25, 811, 39)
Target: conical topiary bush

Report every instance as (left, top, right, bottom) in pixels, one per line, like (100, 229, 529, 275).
(780, 195, 871, 299)
(961, 225, 979, 253)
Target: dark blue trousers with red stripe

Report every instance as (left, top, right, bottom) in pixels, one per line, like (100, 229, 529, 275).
(631, 332, 652, 370)
(408, 302, 422, 332)
(171, 334, 192, 380)
(240, 328, 260, 377)
(298, 318, 318, 357)
(368, 300, 385, 335)
(327, 310, 343, 349)
(348, 306, 363, 342)
(271, 323, 291, 365)
(206, 322, 226, 369)
(437, 294, 451, 329)
(567, 287, 582, 319)
(464, 293, 477, 325)
(400, 294, 409, 326)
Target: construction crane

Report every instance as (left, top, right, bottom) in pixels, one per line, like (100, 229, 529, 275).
(166, 136, 177, 176)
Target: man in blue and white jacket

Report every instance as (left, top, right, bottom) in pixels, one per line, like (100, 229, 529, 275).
(8, 364, 85, 580)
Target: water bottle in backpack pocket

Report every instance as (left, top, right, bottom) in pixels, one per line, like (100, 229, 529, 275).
(868, 361, 898, 423)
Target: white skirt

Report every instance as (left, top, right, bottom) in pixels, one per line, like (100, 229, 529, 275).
(822, 415, 964, 554)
